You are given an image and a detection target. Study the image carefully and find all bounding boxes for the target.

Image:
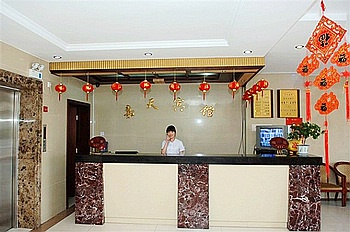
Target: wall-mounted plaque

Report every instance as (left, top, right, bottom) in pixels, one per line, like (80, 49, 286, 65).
(251, 89, 273, 118)
(277, 89, 300, 118)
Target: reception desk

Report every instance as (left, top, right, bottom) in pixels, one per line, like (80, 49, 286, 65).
(75, 154, 322, 231)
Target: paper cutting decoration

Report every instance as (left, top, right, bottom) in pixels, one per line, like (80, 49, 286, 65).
(331, 42, 350, 67)
(313, 66, 340, 90)
(296, 54, 320, 76)
(314, 92, 339, 115)
(305, 16, 347, 64)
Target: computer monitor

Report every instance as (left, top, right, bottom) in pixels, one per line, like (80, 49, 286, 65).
(255, 125, 288, 153)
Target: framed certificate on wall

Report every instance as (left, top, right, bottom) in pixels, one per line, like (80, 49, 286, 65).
(277, 89, 300, 118)
(251, 89, 273, 118)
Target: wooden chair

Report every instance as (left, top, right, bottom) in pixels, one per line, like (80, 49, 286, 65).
(320, 163, 347, 206)
(334, 161, 350, 207)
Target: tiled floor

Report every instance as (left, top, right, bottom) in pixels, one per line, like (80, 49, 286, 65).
(8, 200, 350, 232)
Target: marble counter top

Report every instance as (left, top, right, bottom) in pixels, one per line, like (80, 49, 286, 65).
(75, 153, 322, 165)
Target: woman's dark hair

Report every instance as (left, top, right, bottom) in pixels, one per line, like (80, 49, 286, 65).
(166, 125, 176, 133)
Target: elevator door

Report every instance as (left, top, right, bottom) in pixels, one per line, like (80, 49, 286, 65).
(0, 86, 19, 231)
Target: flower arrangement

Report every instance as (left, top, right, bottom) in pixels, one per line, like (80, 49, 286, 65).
(287, 122, 325, 145)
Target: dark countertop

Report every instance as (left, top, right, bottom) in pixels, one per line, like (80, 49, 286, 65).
(75, 153, 322, 165)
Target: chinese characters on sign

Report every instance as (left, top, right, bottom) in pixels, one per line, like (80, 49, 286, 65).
(252, 90, 273, 118)
(277, 89, 300, 118)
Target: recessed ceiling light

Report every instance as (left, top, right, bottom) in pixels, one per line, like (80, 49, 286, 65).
(295, 45, 305, 49)
(243, 50, 253, 54)
(144, 52, 153, 57)
(53, 55, 62, 59)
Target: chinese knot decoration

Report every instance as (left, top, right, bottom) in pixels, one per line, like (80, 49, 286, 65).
(305, 15, 346, 64)
(111, 82, 122, 101)
(313, 66, 340, 90)
(82, 83, 94, 101)
(331, 42, 350, 67)
(199, 81, 210, 100)
(296, 54, 320, 76)
(140, 80, 151, 98)
(314, 92, 339, 115)
(228, 81, 240, 98)
(54, 83, 66, 101)
(169, 81, 181, 100)
(341, 71, 350, 121)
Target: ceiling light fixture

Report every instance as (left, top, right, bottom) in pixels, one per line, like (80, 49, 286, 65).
(295, 45, 305, 49)
(144, 52, 153, 57)
(243, 50, 253, 54)
(53, 55, 62, 59)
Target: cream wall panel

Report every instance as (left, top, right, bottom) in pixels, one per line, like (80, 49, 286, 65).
(209, 165, 289, 227)
(104, 164, 178, 224)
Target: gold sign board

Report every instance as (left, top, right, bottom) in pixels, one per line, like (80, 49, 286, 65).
(277, 89, 300, 118)
(251, 89, 273, 118)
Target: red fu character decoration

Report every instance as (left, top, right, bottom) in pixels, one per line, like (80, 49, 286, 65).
(54, 83, 66, 101)
(140, 80, 151, 98)
(199, 81, 210, 101)
(169, 81, 181, 101)
(228, 80, 240, 98)
(82, 83, 94, 101)
(111, 82, 123, 101)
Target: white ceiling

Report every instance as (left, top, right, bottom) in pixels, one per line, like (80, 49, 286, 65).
(1, 0, 349, 75)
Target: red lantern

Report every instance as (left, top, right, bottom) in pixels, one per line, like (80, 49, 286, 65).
(257, 79, 269, 89)
(199, 81, 211, 100)
(82, 83, 94, 101)
(169, 81, 181, 100)
(54, 83, 66, 101)
(140, 80, 151, 98)
(111, 82, 123, 101)
(228, 81, 240, 98)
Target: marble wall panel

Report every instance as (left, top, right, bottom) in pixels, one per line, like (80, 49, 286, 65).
(287, 165, 321, 231)
(0, 69, 42, 229)
(75, 162, 104, 225)
(178, 164, 209, 229)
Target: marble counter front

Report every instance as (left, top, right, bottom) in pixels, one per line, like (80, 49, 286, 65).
(75, 153, 322, 231)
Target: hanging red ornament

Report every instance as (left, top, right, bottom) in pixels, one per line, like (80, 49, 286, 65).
(169, 81, 181, 100)
(344, 80, 349, 121)
(54, 83, 66, 101)
(257, 79, 269, 89)
(111, 82, 123, 101)
(313, 66, 340, 90)
(296, 54, 320, 76)
(314, 92, 339, 115)
(199, 81, 210, 100)
(82, 83, 94, 101)
(324, 119, 330, 176)
(305, 16, 346, 64)
(331, 42, 350, 67)
(140, 80, 151, 98)
(242, 90, 252, 108)
(228, 81, 240, 98)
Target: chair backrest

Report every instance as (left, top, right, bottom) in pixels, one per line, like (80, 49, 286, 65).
(334, 161, 350, 184)
(320, 164, 338, 184)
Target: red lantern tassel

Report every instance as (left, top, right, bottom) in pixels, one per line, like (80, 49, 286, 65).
(345, 80, 349, 121)
(324, 118, 330, 177)
(203, 92, 206, 101)
(173, 92, 177, 101)
(306, 88, 311, 122)
(86, 93, 89, 101)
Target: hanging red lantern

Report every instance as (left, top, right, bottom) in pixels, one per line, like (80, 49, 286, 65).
(228, 81, 240, 98)
(257, 79, 269, 89)
(54, 83, 66, 101)
(140, 80, 151, 98)
(82, 83, 94, 101)
(199, 81, 210, 100)
(169, 81, 181, 100)
(111, 82, 123, 101)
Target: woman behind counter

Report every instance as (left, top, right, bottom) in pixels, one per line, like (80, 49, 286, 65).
(161, 125, 185, 156)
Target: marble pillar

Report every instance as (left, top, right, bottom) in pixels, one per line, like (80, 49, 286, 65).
(177, 164, 209, 229)
(75, 162, 105, 225)
(287, 165, 321, 231)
